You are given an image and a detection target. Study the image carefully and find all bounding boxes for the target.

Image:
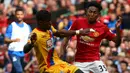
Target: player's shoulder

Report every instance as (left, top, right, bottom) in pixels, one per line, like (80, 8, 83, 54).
(32, 28, 47, 35)
(23, 22, 30, 27)
(76, 17, 86, 22)
(32, 28, 38, 33)
(73, 17, 87, 25)
(97, 21, 108, 27)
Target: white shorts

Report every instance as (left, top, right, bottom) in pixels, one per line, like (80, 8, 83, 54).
(74, 60, 109, 73)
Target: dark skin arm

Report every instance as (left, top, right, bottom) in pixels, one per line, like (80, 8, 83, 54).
(23, 29, 78, 53)
(24, 33, 36, 53)
(24, 28, 92, 53)
(111, 17, 122, 47)
(54, 29, 91, 37)
(4, 37, 20, 44)
(54, 30, 76, 37)
(24, 43, 34, 53)
(60, 18, 122, 58)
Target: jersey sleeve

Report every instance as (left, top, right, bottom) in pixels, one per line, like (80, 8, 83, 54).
(5, 24, 12, 39)
(27, 28, 37, 44)
(104, 26, 116, 40)
(51, 26, 57, 33)
(27, 24, 32, 33)
(69, 20, 78, 30)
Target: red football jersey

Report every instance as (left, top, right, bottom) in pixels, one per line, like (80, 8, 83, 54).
(69, 18, 116, 62)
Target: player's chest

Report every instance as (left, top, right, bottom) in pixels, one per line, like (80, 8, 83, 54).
(78, 27, 106, 42)
(37, 33, 53, 44)
(37, 32, 54, 50)
(78, 24, 105, 37)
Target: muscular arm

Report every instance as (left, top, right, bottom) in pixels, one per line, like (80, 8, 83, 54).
(112, 26, 121, 47)
(24, 43, 34, 53)
(105, 17, 122, 47)
(112, 17, 122, 47)
(24, 33, 37, 53)
(54, 29, 91, 37)
(4, 37, 20, 44)
(54, 29, 76, 37)
(4, 37, 14, 44)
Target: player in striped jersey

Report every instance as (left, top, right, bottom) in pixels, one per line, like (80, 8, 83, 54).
(24, 10, 93, 73)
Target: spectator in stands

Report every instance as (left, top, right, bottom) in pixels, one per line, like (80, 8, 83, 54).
(107, 12, 117, 33)
(122, 4, 130, 29)
(108, 3, 116, 13)
(4, 63, 12, 73)
(101, 1, 108, 16)
(120, 60, 129, 73)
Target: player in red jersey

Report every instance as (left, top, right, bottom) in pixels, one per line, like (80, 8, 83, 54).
(62, 1, 122, 73)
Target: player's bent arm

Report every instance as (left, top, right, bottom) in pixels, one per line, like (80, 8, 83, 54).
(112, 27, 121, 47)
(24, 43, 34, 53)
(54, 29, 91, 37)
(54, 30, 76, 37)
(112, 17, 122, 47)
(4, 37, 20, 44)
(4, 37, 13, 44)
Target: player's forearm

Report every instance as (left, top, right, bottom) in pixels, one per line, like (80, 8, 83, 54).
(54, 29, 91, 37)
(24, 43, 33, 53)
(4, 37, 13, 44)
(115, 27, 121, 47)
(54, 30, 76, 37)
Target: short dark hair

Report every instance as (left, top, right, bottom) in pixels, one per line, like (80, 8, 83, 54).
(15, 7, 24, 13)
(36, 10, 51, 21)
(85, 1, 102, 12)
(120, 60, 128, 66)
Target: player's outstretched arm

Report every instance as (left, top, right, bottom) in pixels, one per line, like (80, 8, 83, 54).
(24, 33, 37, 53)
(24, 43, 34, 53)
(54, 28, 92, 37)
(54, 29, 77, 37)
(112, 17, 122, 47)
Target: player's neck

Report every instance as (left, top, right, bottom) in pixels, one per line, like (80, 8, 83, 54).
(88, 21, 96, 25)
(86, 18, 97, 25)
(37, 27, 47, 32)
(16, 20, 23, 24)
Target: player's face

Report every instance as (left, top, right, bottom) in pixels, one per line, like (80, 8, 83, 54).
(15, 11, 24, 22)
(86, 6, 99, 23)
(39, 21, 51, 30)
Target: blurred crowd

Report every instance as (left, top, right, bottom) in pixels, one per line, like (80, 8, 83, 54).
(0, 0, 130, 73)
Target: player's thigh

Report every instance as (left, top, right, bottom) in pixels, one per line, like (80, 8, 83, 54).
(93, 61, 109, 73)
(74, 62, 90, 73)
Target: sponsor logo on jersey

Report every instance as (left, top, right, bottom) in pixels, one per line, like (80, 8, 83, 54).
(93, 31, 99, 37)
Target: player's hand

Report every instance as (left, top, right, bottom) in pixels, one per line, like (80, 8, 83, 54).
(116, 17, 122, 28)
(12, 38, 20, 42)
(30, 33, 37, 44)
(80, 28, 96, 35)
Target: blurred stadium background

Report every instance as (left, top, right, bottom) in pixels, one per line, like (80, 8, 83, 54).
(0, 0, 130, 73)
